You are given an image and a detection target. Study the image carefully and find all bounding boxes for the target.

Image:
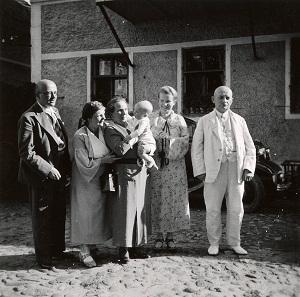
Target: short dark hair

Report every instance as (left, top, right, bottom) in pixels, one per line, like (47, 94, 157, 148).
(78, 101, 105, 128)
(106, 96, 128, 118)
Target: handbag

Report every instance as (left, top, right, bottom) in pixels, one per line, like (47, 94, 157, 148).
(100, 168, 115, 192)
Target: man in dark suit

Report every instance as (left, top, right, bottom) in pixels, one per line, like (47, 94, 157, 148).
(18, 79, 71, 269)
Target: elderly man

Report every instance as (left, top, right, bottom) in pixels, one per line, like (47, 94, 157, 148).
(191, 86, 256, 256)
(18, 79, 71, 269)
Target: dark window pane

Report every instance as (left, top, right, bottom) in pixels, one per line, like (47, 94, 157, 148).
(91, 55, 128, 106)
(92, 78, 112, 106)
(185, 51, 203, 71)
(114, 79, 127, 97)
(98, 58, 112, 75)
(183, 47, 225, 115)
(291, 38, 300, 114)
(114, 57, 128, 76)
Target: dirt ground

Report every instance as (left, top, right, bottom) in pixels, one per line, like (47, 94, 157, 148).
(0, 195, 299, 297)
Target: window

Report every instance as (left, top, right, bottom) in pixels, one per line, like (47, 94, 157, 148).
(182, 47, 225, 115)
(91, 55, 128, 106)
(290, 38, 300, 114)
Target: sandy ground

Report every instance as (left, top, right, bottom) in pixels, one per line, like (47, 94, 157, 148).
(0, 197, 299, 297)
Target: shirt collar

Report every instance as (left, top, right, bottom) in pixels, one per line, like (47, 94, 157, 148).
(215, 109, 229, 121)
(37, 101, 54, 115)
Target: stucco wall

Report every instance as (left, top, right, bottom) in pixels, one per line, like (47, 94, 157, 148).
(41, 0, 300, 54)
(231, 42, 300, 163)
(41, 57, 87, 147)
(37, 0, 300, 163)
(132, 51, 177, 110)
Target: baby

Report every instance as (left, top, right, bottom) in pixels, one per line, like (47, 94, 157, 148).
(125, 100, 158, 170)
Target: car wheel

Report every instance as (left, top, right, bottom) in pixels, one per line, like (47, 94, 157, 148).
(243, 174, 265, 213)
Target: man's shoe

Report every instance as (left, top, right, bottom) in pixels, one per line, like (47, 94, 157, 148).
(119, 247, 130, 264)
(38, 262, 56, 270)
(208, 245, 219, 255)
(229, 246, 248, 255)
(129, 247, 151, 259)
(52, 252, 75, 260)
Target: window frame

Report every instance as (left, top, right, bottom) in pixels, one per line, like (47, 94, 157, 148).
(91, 54, 128, 106)
(285, 38, 300, 119)
(181, 46, 226, 116)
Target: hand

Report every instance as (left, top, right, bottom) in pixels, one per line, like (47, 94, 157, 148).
(48, 167, 61, 180)
(196, 174, 206, 182)
(102, 152, 121, 164)
(158, 131, 169, 139)
(124, 135, 131, 143)
(242, 169, 254, 182)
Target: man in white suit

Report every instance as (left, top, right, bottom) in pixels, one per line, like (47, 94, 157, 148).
(191, 86, 256, 255)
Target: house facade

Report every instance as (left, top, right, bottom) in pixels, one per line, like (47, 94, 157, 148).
(30, 0, 300, 164)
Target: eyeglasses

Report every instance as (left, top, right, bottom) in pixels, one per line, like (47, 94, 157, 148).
(39, 91, 57, 96)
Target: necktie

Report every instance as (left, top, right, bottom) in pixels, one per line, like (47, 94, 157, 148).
(47, 111, 65, 149)
(221, 115, 233, 152)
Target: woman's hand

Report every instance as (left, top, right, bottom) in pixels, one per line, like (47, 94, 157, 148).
(156, 131, 169, 139)
(102, 152, 121, 164)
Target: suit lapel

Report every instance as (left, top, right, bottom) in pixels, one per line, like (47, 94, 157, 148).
(229, 110, 242, 150)
(209, 110, 220, 138)
(32, 103, 64, 146)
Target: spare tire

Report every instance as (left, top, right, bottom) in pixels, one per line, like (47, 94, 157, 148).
(243, 174, 265, 213)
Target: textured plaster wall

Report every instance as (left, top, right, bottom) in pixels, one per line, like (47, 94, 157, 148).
(38, 0, 300, 163)
(231, 42, 300, 163)
(41, 57, 87, 149)
(132, 51, 177, 110)
(41, 0, 300, 54)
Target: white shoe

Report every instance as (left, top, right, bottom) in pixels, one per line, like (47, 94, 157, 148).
(208, 245, 219, 255)
(79, 252, 97, 268)
(229, 246, 248, 255)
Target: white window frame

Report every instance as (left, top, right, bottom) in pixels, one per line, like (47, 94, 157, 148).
(285, 38, 300, 119)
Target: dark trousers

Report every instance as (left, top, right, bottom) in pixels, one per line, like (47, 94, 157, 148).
(28, 158, 67, 264)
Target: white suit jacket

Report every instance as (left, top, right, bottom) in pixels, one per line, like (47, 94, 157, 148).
(191, 109, 256, 183)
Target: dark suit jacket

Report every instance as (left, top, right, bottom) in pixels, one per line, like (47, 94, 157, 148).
(18, 102, 70, 186)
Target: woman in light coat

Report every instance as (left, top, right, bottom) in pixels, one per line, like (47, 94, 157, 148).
(70, 101, 118, 267)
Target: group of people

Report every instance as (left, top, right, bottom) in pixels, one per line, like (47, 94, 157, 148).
(18, 79, 256, 270)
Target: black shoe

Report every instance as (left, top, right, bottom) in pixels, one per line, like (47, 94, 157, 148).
(38, 262, 56, 270)
(119, 247, 130, 264)
(166, 239, 177, 253)
(52, 252, 75, 260)
(153, 239, 164, 253)
(129, 247, 151, 259)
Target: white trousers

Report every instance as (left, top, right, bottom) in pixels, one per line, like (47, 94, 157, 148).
(204, 161, 244, 247)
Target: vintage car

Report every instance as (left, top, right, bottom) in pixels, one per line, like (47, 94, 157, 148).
(184, 117, 291, 213)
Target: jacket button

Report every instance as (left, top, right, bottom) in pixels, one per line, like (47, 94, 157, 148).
(219, 149, 222, 151)
(217, 159, 220, 161)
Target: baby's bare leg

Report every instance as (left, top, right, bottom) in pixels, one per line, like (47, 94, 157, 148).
(140, 153, 158, 170)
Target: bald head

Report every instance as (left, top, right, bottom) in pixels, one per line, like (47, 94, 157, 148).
(214, 86, 233, 98)
(134, 100, 153, 120)
(212, 86, 233, 113)
(36, 79, 58, 108)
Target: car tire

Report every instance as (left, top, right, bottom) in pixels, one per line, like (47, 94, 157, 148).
(243, 174, 265, 213)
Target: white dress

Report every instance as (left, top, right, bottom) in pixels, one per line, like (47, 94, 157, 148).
(70, 126, 112, 244)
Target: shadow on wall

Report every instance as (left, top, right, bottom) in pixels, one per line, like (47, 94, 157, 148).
(0, 82, 36, 201)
